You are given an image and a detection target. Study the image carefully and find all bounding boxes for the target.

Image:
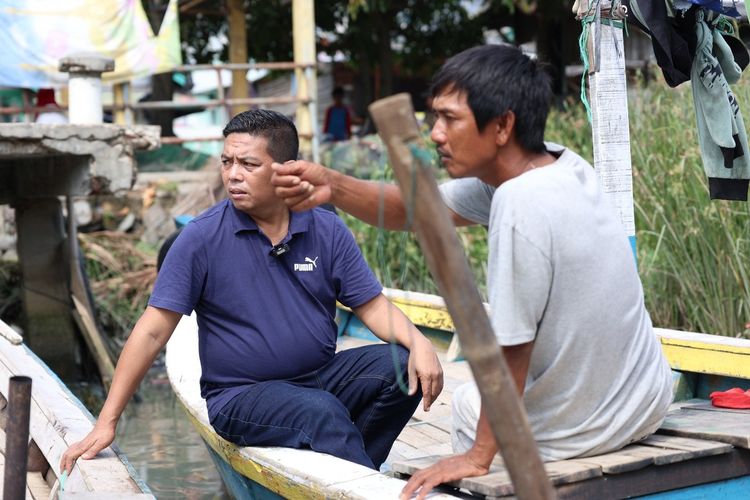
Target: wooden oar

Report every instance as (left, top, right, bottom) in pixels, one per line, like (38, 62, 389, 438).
(67, 197, 115, 390)
(369, 93, 554, 499)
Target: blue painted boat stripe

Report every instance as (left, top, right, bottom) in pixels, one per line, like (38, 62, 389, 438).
(636, 475, 750, 499)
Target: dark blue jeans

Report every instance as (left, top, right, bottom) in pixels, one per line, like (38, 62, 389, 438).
(209, 344, 420, 469)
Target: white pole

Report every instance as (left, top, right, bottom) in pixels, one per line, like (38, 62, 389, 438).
(59, 54, 115, 125)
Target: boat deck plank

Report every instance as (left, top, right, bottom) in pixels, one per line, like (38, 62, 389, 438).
(26, 471, 51, 499)
(392, 427, 737, 497)
(659, 406, 750, 448)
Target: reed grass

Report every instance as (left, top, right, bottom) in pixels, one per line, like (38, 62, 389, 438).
(346, 76, 750, 338)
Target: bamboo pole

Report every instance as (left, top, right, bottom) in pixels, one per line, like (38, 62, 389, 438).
(227, 0, 249, 117)
(293, 0, 318, 161)
(113, 82, 126, 124)
(368, 93, 554, 499)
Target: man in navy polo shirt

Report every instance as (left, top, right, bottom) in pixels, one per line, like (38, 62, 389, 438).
(60, 109, 444, 473)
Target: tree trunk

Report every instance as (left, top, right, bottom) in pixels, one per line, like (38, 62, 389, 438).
(373, 9, 394, 98)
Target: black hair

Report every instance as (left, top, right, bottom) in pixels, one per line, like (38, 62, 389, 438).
(222, 109, 299, 162)
(332, 86, 345, 98)
(430, 45, 552, 153)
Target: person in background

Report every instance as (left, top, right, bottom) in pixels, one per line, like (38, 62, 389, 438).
(35, 88, 67, 124)
(323, 86, 359, 141)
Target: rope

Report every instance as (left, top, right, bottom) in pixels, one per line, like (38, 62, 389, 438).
(376, 151, 412, 396)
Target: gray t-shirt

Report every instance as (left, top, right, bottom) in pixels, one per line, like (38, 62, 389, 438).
(440, 143, 673, 460)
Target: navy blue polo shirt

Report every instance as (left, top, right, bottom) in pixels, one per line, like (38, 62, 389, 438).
(149, 199, 382, 417)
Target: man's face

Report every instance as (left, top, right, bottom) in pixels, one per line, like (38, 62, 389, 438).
(430, 90, 498, 180)
(220, 133, 278, 215)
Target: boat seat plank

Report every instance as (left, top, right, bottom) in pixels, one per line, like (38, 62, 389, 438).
(393, 433, 734, 497)
(570, 445, 657, 474)
(658, 407, 750, 448)
(406, 421, 451, 444)
(678, 399, 750, 414)
(392, 454, 601, 498)
(397, 425, 444, 449)
(26, 471, 51, 500)
(639, 434, 732, 458)
(412, 400, 452, 423)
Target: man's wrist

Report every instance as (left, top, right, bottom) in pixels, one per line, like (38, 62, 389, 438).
(466, 445, 494, 471)
(328, 168, 342, 203)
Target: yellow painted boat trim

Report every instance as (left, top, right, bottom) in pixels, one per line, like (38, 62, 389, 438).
(340, 287, 479, 332)
(341, 290, 750, 380)
(656, 328, 750, 380)
(177, 398, 328, 500)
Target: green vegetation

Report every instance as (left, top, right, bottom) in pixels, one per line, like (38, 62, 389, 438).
(345, 79, 750, 338)
(545, 84, 750, 337)
(79, 232, 157, 342)
(61, 77, 749, 341)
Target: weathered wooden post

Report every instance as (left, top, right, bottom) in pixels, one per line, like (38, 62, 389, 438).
(3, 376, 32, 500)
(369, 94, 554, 499)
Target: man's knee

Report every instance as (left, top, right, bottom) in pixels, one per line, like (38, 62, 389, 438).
(452, 381, 481, 426)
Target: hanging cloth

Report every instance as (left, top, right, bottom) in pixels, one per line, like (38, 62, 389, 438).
(627, 0, 698, 87)
(691, 11, 750, 201)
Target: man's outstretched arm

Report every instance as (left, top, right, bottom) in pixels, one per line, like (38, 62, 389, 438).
(400, 341, 534, 500)
(353, 293, 444, 411)
(60, 306, 182, 473)
(271, 160, 475, 230)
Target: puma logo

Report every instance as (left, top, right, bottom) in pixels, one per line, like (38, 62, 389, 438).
(294, 256, 319, 272)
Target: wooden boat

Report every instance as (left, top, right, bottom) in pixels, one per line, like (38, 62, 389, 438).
(166, 288, 750, 499)
(0, 319, 154, 499)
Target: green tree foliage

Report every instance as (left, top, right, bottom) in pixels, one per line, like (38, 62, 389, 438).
(316, 1, 485, 97)
(178, 1, 485, 95)
(178, 1, 294, 64)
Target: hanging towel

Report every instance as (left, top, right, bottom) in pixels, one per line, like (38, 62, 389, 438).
(627, 0, 698, 87)
(691, 14, 750, 200)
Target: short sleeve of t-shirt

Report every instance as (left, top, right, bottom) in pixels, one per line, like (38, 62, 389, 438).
(439, 178, 495, 225)
(488, 200, 553, 346)
(330, 216, 382, 308)
(149, 222, 208, 315)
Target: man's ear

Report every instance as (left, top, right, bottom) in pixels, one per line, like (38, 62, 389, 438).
(495, 111, 516, 146)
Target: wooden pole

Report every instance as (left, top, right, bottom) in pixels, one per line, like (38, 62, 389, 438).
(293, 0, 319, 161)
(368, 94, 554, 499)
(4, 376, 32, 500)
(113, 82, 126, 124)
(67, 197, 116, 390)
(227, 0, 248, 118)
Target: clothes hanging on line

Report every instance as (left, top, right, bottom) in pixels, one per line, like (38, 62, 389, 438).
(691, 10, 750, 200)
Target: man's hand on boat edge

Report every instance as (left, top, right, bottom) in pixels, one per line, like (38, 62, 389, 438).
(400, 451, 490, 500)
(60, 420, 116, 473)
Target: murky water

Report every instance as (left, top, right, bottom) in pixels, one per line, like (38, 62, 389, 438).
(71, 369, 229, 500)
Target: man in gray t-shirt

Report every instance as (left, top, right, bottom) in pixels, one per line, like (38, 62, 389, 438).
(441, 145, 672, 462)
(271, 44, 673, 499)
